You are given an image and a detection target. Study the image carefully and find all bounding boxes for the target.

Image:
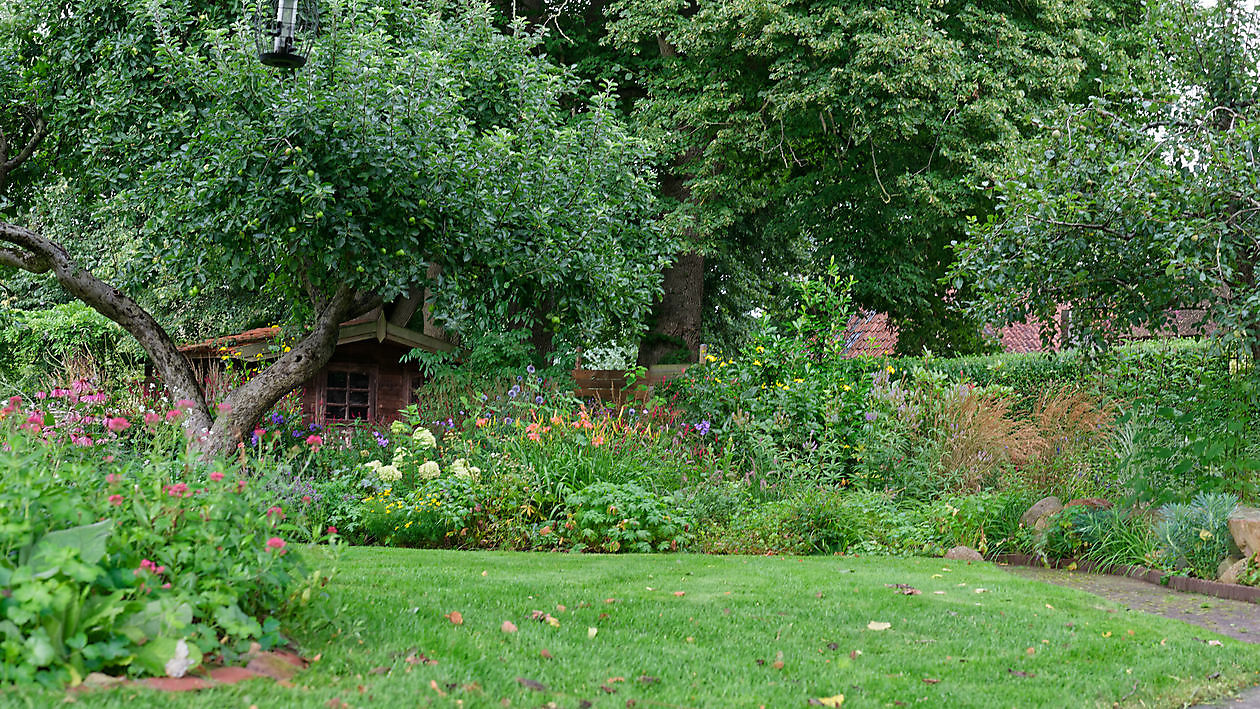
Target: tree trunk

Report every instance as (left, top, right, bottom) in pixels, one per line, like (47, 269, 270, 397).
(1, 221, 375, 459)
(637, 251, 704, 367)
(197, 285, 365, 455)
(1, 222, 215, 436)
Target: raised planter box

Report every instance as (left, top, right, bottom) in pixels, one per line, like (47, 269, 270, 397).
(994, 554, 1260, 604)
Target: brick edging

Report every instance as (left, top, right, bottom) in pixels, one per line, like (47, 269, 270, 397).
(993, 554, 1260, 604)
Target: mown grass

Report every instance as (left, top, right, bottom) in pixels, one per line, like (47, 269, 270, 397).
(13, 547, 1260, 708)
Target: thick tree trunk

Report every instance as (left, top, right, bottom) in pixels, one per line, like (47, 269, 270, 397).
(198, 285, 366, 455)
(1, 221, 375, 459)
(636, 251, 704, 366)
(634, 34, 706, 368)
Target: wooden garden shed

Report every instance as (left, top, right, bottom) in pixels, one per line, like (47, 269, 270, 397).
(179, 307, 455, 426)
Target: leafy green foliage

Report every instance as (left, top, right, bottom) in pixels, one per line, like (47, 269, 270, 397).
(0, 399, 325, 686)
(601, 0, 1144, 352)
(0, 303, 136, 389)
(956, 0, 1260, 358)
(561, 482, 692, 553)
(1154, 492, 1239, 579)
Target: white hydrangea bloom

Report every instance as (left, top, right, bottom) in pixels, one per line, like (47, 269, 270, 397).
(377, 464, 403, 483)
(363, 459, 384, 471)
(417, 460, 441, 480)
(412, 427, 437, 450)
(451, 458, 481, 482)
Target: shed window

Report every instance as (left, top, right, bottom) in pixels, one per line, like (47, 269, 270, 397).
(326, 370, 371, 421)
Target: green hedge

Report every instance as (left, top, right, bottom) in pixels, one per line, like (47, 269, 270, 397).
(0, 303, 137, 387)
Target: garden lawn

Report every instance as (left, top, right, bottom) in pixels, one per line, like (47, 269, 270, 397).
(22, 548, 1260, 708)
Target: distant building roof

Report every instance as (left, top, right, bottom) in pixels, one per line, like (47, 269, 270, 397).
(841, 305, 1206, 357)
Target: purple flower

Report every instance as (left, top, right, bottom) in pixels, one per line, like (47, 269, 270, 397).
(535, 395, 544, 404)
(695, 420, 711, 436)
(864, 411, 878, 422)
(270, 413, 285, 425)
(373, 431, 389, 447)
(526, 365, 536, 374)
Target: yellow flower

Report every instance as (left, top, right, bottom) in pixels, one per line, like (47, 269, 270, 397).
(706, 354, 717, 362)
(1199, 529, 1213, 541)
(753, 360, 762, 366)
(756, 346, 765, 353)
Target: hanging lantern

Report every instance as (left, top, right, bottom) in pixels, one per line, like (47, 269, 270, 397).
(255, 0, 318, 69)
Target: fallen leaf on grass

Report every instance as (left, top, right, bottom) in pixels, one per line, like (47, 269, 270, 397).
(867, 621, 891, 631)
(850, 650, 862, 659)
(637, 675, 659, 684)
(326, 699, 348, 709)
(588, 627, 598, 639)
(405, 652, 437, 666)
(886, 584, 921, 596)
(516, 677, 548, 691)
(922, 678, 941, 684)
(772, 651, 785, 669)
(445, 611, 463, 625)
(501, 621, 518, 634)
(1008, 669, 1035, 678)
(673, 591, 686, 597)
(807, 695, 844, 707)
(368, 666, 390, 675)
(430, 680, 447, 696)
(1208, 640, 1224, 646)
(600, 684, 618, 694)
(540, 649, 553, 659)
(607, 677, 625, 683)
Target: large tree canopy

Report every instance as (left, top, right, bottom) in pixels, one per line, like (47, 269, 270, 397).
(596, 0, 1145, 354)
(955, 0, 1260, 357)
(1, 0, 666, 453)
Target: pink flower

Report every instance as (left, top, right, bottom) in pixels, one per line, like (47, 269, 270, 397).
(144, 412, 162, 427)
(266, 537, 286, 551)
(253, 427, 266, 439)
(165, 409, 183, 422)
(301, 495, 312, 504)
(176, 399, 196, 410)
(209, 471, 225, 482)
(304, 434, 323, 451)
(106, 473, 119, 484)
(164, 482, 189, 498)
(104, 455, 115, 463)
(266, 506, 284, 519)
(327, 526, 338, 535)
(108, 494, 124, 506)
(236, 480, 248, 493)
(106, 417, 131, 432)
(217, 402, 232, 413)
(161, 583, 171, 590)
(34, 391, 46, 400)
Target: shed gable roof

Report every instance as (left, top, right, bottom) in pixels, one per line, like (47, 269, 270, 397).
(179, 310, 455, 361)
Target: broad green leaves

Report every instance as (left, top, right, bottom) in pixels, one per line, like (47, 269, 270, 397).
(955, 0, 1260, 358)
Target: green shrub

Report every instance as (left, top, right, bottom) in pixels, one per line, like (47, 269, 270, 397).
(1154, 492, 1239, 578)
(0, 403, 325, 686)
(559, 482, 692, 553)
